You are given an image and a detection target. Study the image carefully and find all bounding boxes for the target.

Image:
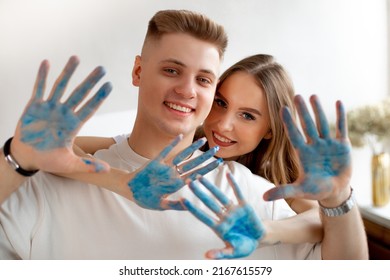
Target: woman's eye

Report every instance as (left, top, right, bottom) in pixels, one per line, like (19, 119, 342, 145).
(214, 98, 227, 108)
(241, 112, 256, 120)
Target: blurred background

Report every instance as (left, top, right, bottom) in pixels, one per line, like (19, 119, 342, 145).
(0, 0, 388, 143)
(1, 0, 390, 256)
(0, 0, 389, 198)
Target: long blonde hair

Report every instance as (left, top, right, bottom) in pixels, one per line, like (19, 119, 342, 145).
(196, 54, 300, 185)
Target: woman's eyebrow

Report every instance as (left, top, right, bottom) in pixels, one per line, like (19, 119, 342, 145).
(216, 91, 262, 116)
(239, 107, 262, 116)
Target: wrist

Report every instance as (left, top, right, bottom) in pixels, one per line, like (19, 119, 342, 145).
(260, 220, 279, 245)
(319, 187, 355, 217)
(318, 186, 351, 208)
(3, 137, 39, 176)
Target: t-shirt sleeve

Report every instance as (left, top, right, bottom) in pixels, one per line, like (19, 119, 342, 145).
(113, 134, 129, 144)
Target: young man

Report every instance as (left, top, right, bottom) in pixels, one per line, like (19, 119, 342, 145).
(0, 10, 367, 259)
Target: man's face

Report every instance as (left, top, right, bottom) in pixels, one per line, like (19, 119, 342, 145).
(133, 33, 220, 139)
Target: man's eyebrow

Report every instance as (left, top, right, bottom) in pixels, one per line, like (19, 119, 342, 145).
(160, 58, 185, 67)
(159, 58, 217, 79)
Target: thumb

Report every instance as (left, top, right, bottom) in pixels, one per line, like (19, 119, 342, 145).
(263, 184, 297, 201)
(206, 247, 233, 260)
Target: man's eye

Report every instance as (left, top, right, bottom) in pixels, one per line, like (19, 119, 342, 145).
(198, 77, 211, 85)
(164, 68, 178, 75)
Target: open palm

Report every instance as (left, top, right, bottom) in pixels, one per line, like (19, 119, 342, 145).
(183, 173, 264, 259)
(13, 56, 112, 174)
(264, 95, 352, 202)
(128, 135, 223, 210)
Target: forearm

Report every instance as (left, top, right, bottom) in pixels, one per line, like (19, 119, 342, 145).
(54, 144, 135, 200)
(0, 149, 28, 205)
(57, 167, 135, 200)
(262, 208, 323, 244)
(320, 188, 368, 259)
(74, 136, 115, 155)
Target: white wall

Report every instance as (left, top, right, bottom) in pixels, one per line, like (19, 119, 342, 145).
(0, 0, 388, 144)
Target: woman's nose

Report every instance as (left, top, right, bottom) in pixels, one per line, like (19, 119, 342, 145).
(216, 114, 234, 131)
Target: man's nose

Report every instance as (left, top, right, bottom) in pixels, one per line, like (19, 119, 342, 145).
(174, 77, 196, 98)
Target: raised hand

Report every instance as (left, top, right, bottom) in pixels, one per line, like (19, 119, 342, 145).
(127, 135, 223, 211)
(183, 173, 265, 259)
(263, 95, 352, 202)
(12, 56, 112, 174)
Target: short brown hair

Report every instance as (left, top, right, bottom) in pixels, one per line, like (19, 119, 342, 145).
(143, 9, 228, 59)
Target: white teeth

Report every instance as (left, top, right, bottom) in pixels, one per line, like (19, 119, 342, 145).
(165, 102, 192, 113)
(214, 132, 232, 143)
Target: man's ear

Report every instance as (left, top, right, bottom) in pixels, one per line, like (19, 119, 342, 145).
(132, 55, 142, 86)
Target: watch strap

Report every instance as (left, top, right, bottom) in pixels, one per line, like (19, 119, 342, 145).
(319, 188, 355, 217)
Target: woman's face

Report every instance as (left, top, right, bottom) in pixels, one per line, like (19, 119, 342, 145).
(203, 71, 272, 160)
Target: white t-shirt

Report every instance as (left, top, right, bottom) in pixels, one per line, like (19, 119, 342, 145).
(0, 135, 321, 259)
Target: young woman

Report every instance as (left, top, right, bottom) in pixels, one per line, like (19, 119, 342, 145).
(194, 54, 312, 213)
(74, 54, 322, 242)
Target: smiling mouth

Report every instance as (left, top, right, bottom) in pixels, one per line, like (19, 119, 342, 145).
(164, 102, 193, 113)
(213, 132, 235, 144)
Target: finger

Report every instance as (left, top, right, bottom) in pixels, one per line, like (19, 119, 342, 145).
(226, 172, 245, 203)
(188, 180, 225, 216)
(31, 60, 49, 102)
(76, 82, 112, 121)
(263, 184, 300, 201)
(48, 56, 80, 102)
(310, 95, 330, 139)
(186, 158, 223, 180)
(155, 134, 183, 162)
(66, 66, 106, 109)
(336, 100, 348, 139)
(199, 176, 231, 206)
(182, 198, 215, 228)
(281, 107, 305, 149)
(295, 95, 319, 142)
(172, 137, 207, 165)
(206, 248, 234, 260)
(181, 145, 219, 173)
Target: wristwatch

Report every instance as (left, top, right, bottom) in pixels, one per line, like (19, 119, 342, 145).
(319, 188, 355, 217)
